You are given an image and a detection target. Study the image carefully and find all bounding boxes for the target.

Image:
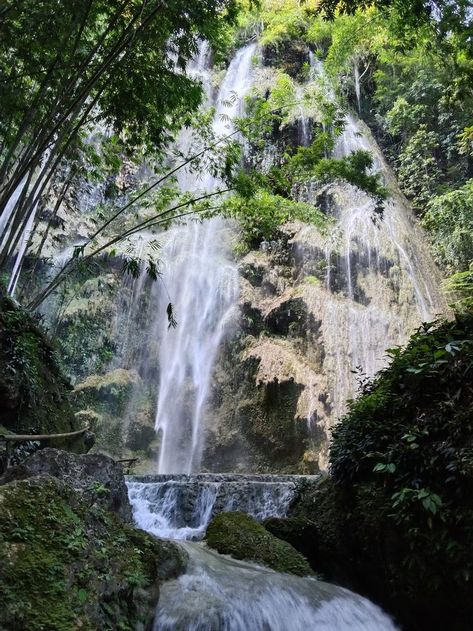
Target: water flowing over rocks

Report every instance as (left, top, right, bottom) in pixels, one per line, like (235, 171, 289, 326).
(153, 545, 399, 631)
(127, 473, 316, 540)
(127, 473, 398, 631)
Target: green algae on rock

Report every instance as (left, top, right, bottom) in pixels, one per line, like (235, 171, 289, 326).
(0, 475, 186, 631)
(205, 511, 314, 577)
(0, 294, 77, 438)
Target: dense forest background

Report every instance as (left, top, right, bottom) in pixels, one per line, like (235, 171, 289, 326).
(0, 2, 473, 630)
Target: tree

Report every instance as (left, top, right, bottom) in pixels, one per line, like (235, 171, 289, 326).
(0, 0, 240, 273)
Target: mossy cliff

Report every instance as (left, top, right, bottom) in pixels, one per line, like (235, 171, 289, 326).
(0, 450, 186, 631)
(272, 314, 473, 631)
(0, 293, 77, 437)
(205, 511, 314, 577)
(72, 369, 157, 467)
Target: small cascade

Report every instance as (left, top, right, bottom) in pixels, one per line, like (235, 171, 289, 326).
(127, 473, 306, 540)
(127, 475, 398, 630)
(154, 544, 398, 631)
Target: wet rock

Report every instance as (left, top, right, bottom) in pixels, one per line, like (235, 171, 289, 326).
(206, 511, 314, 576)
(264, 295, 308, 337)
(263, 516, 320, 567)
(0, 447, 132, 521)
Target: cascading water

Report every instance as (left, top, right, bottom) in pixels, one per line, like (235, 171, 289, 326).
(154, 545, 398, 631)
(128, 473, 304, 539)
(295, 61, 444, 428)
(154, 44, 256, 473)
(127, 474, 398, 630)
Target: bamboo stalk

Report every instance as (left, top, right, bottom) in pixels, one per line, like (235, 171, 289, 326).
(0, 426, 89, 442)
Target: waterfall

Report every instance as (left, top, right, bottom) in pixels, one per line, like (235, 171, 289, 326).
(297, 65, 444, 429)
(127, 475, 398, 630)
(127, 473, 306, 540)
(154, 44, 256, 473)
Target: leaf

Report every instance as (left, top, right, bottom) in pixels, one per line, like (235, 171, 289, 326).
(166, 303, 178, 329)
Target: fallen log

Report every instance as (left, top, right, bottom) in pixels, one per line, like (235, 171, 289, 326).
(0, 426, 89, 442)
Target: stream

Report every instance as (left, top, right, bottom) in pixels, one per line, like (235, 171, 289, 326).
(128, 475, 398, 630)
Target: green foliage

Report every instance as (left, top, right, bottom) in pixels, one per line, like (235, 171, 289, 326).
(206, 511, 314, 576)
(0, 0, 241, 153)
(0, 294, 76, 436)
(223, 188, 327, 246)
(313, 150, 387, 205)
(258, 0, 311, 47)
(443, 265, 473, 314)
(384, 97, 428, 140)
(396, 126, 442, 211)
(422, 180, 473, 270)
(330, 314, 473, 612)
(0, 0, 244, 275)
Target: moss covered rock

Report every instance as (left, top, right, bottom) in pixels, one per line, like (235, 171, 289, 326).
(0, 294, 77, 437)
(0, 475, 186, 631)
(0, 448, 133, 521)
(73, 369, 141, 416)
(205, 511, 314, 577)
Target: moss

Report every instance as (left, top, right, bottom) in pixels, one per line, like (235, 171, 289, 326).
(73, 369, 141, 416)
(0, 475, 185, 631)
(0, 294, 77, 437)
(205, 511, 314, 577)
(72, 370, 156, 458)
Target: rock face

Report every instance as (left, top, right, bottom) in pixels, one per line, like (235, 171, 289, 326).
(1, 447, 132, 521)
(262, 39, 310, 80)
(0, 449, 187, 631)
(0, 294, 77, 437)
(72, 368, 157, 466)
(205, 511, 314, 576)
(202, 223, 332, 473)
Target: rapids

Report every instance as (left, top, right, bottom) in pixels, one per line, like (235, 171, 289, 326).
(127, 475, 398, 631)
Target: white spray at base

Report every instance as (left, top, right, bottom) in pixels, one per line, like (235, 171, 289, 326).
(154, 44, 256, 474)
(154, 543, 398, 631)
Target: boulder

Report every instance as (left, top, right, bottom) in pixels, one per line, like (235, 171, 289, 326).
(0, 448, 132, 522)
(205, 511, 314, 577)
(0, 475, 186, 631)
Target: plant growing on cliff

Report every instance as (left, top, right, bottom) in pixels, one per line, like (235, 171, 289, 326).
(330, 313, 473, 619)
(422, 180, 473, 271)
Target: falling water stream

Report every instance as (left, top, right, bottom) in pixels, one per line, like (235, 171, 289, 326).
(122, 47, 441, 628)
(154, 43, 256, 474)
(294, 59, 443, 426)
